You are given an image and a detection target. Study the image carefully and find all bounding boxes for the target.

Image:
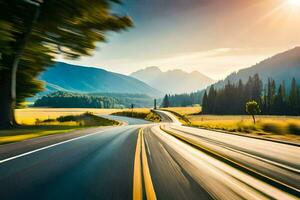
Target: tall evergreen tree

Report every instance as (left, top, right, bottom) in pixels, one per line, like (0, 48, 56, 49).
(289, 78, 298, 115)
(207, 86, 217, 113)
(267, 78, 276, 114)
(202, 91, 208, 114)
(274, 84, 285, 114)
(161, 94, 170, 108)
(252, 73, 263, 105)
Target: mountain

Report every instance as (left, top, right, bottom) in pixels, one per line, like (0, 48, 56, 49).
(213, 47, 300, 89)
(130, 67, 214, 94)
(39, 62, 162, 97)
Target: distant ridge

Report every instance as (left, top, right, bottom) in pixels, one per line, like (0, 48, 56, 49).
(213, 47, 300, 89)
(39, 62, 162, 97)
(131, 66, 214, 94)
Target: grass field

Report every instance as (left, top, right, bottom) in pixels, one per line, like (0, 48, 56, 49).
(161, 107, 201, 115)
(16, 108, 151, 125)
(162, 107, 300, 142)
(112, 109, 161, 122)
(0, 108, 123, 145)
(15, 108, 123, 125)
(189, 115, 300, 142)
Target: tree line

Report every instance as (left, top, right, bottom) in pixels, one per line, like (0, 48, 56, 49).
(202, 74, 300, 115)
(34, 91, 120, 108)
(161, 92, 203, 108)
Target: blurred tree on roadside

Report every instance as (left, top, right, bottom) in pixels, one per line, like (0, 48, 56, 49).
(0, 0, 132, 128)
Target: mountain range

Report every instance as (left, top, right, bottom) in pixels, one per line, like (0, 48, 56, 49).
(213, 47, 300, 89)
(130, 67, 214, 94)
(37, 47, 300, 105)
(39, 62, 162, 97)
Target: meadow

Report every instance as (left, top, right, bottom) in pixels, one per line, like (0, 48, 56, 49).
(3, 107, 300, 144)
(15, 108, 119, 125)
(15, 108, 151, 125)
(163, 107, 300, 142)
(112, 109, 160, 122)
(161, 107, 201, 115)
(0, 108, 127, 144)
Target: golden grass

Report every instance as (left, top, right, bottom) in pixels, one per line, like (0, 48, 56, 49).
(16, 108, 151, 125)
(187, 115, 300, 142)
(112, 109, 161, 122)
(15, 108, 120, 125)
(162, 107, 201, 116)
(122, 108, 151, 113)
(0, 108, 125, 145)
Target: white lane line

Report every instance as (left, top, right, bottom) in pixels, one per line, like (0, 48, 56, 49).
(0, 130, 104, 164)
(168, 126, 300, 173)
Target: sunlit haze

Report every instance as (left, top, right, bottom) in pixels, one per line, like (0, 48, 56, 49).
(60, 0, 300, 80)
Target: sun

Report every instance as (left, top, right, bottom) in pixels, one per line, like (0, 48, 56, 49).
(288, 0, 300, 6)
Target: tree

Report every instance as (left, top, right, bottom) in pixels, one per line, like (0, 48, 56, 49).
(246, 100, 261, 124)
(252, 74, 263, 105)
(267, 78, 276, 114)
(201, 91, 208, 114)
(0, 0, 132, 128)
(289, 78, 298, 115)
(273, 82, 287, 115)
(207, 86, 217, 113)
(161, 94, 170, 108)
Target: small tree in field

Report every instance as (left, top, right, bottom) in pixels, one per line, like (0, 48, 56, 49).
(246, 100, 261, 124)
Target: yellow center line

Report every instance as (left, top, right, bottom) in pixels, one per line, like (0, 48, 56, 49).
(141, 128, 157, 200)
(133, 129, 143, 200)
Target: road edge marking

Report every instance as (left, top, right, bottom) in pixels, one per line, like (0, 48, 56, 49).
(0, 130, 104, 164)
(133, 129, 143, 200)
(141, 128, 157, 200)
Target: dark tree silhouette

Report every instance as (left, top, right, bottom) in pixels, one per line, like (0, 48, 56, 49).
(0, 0, 132, 128)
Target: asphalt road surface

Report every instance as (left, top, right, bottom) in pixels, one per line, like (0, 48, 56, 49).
(0, 112, 299, 200)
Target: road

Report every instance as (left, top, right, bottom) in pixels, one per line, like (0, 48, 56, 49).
(0, 112, 299, 200)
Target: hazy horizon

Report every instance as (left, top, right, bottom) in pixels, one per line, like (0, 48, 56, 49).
(59, 0, 300, 80)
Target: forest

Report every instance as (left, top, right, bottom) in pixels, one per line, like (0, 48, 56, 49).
(160, 91, 203, 108)
(34, 91, 121, 108)
(201, 74, 300, 115)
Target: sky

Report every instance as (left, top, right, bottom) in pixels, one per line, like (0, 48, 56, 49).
(60, 0, 300, 80)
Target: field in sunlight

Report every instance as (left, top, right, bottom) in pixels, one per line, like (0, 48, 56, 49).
(161, 107, 201, 116)
(0, 108, 126, 144)
(187, 115, 300, 142)
(15, 108, 151, 125)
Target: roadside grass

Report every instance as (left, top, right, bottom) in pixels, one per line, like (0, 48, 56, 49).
(112, 109, 161, 122)
(161, 107, 300, 142)
(15, 108, 122, 125)
(161, 107, 201, 116)
(187, 115, 300, 142)
(1, 111, 119, 145)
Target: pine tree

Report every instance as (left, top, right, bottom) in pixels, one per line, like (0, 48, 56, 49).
(274, 84, 284, 114)
(161, 94, 170, 108)
(202, 91, 208, 114)
(267, 78, 276, 114)
(237, 79, 245, 113)
(252, 74, 263, 105)
(207, 86, 217, 113)
(289, 78, 298, 115)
